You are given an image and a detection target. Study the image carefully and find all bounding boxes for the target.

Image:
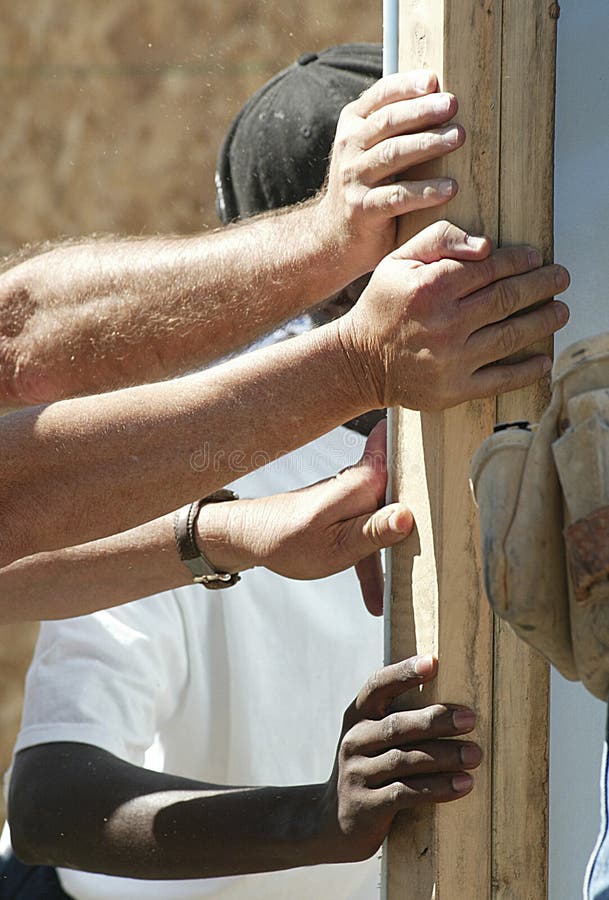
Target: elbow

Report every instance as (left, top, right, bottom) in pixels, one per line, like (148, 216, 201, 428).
(0, 338, 26, 409)
(9, 816, 47, 868)
(0, 277, 31, 406)
(9, 790, 56, 868)
(8, 753, 74, 869)
(0, 276, 55, 408)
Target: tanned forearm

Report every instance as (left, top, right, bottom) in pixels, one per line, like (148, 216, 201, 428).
(0, 201, 353, 406)
(0, 515, 189, 622)
(0, 71, 468, 407)
(10, 744, 335, 879)
(0, 320, 369, 569)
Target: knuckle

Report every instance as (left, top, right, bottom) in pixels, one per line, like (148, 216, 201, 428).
(418, 707, 436, 733)
(474, 256, 496, 287)
(364, 513, 386, 548)
(372, 106, 395, 136)
(387, 747, 404, 770)
(363, 666, 383, 701)
(433, 219, 456, 250)
(336, 106, 354, 134)
(491, 364, 519, 393)
(396, 658, 417, 682)
(493, 280, 515, 319)
(509, 245, 530, 270)
(418, 131, 438, 154)
(386, 183, 408, 211)
(381, 713, 401, 744)
(425, 703, 448, 729)
(379, 139, 399, 168)
(497, 319, 519, 357)
(338, 161, 359, 190)
(388, 782, 407, 806)
(408, 749, 431, 768)
(340, 732, 358, 759)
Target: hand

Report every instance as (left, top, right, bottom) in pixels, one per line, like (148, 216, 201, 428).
(337, 220, 571, 410)
(317, 655, 481, 864)
(315, 70, 464, 279)
(195, 420, 412, 615)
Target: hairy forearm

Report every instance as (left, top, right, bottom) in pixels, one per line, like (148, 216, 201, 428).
(10, 745, 338, 879)
(0, 515, 188, 623)
(0, 201, 352, 405)
(0, 499, 264, 623)
(0, 320, 369, 568)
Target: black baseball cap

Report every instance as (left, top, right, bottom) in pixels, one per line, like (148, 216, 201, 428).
(215, 43, 382, 224)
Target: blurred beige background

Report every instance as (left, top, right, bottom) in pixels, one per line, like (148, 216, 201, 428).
(0, 0, 380, 822)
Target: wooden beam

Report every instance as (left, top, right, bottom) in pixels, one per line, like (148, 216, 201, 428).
(385, 2, 557, 898)
(491, 2, 557, 896)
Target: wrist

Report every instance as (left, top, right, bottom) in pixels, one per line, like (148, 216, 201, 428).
(194, 501, 256, 576)
(305, 197, 363, 293)
(326, 313, 385, 413)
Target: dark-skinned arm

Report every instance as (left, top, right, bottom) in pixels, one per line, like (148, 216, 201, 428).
(9, 657, 481, 879)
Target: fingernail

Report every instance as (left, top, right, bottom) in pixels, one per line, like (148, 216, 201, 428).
(452, 773, 473, 794)
(555, 267, 570, 291)
(433, 93, 452, 114)
(460, 745, 482, 768)
(452, 709, 476, 731)
(555, 300, 570, 325)
(438, 179, 456, 197)
(414, 654, 435, 676)
(528, 249, 543, 267)
(443, 125, 462, 146)
(415, 70, 433, 91)
(388, 509, 410, 533)
(465, 234, 487, 250)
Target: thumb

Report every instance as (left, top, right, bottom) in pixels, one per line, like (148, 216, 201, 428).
(392, 220, 491, 264)
(361, 417, 387, 466)
(359, 502, 414, 551)
(337, 502, 414, 610)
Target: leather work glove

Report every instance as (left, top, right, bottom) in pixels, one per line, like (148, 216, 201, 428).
(471, 333, 609, 700)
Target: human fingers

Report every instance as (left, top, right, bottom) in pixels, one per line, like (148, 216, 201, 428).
(460, 260, 570, 333)
(360, 417, 387, 469)
(357, 125, 464, 185)
(347, 503, 415, 616)
(358, 93, 458, 149)
(373, 772, 474, 809)
(469, 354, 555, 400)
(467, 299, 569, 369)
(362, 740, 482, 787)
(350, 704, 477, 754)
(362, 178, 458, 221)
(407, 246, 567, 324)
(355, 552, 384, 617)
(391, 220, 492, 264)
(352, 70, 440, 118)
(333, 502, 412, 580)
(349, 656, 438, 723)
(304, 419, 388, 524)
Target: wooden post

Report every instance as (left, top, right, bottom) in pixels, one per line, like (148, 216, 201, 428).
(385, 2, 557, 898)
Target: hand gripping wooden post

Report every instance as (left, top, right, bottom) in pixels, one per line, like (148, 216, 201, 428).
(384, 2, 558, 898)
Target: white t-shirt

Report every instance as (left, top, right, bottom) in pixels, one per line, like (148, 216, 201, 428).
(4, 427, 384, 900)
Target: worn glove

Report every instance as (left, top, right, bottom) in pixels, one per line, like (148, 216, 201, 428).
(471, 333, 609, 700)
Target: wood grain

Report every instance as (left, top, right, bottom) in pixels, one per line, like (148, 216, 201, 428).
(492, 2, 557, 896)
(385, 2, 557, 897)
